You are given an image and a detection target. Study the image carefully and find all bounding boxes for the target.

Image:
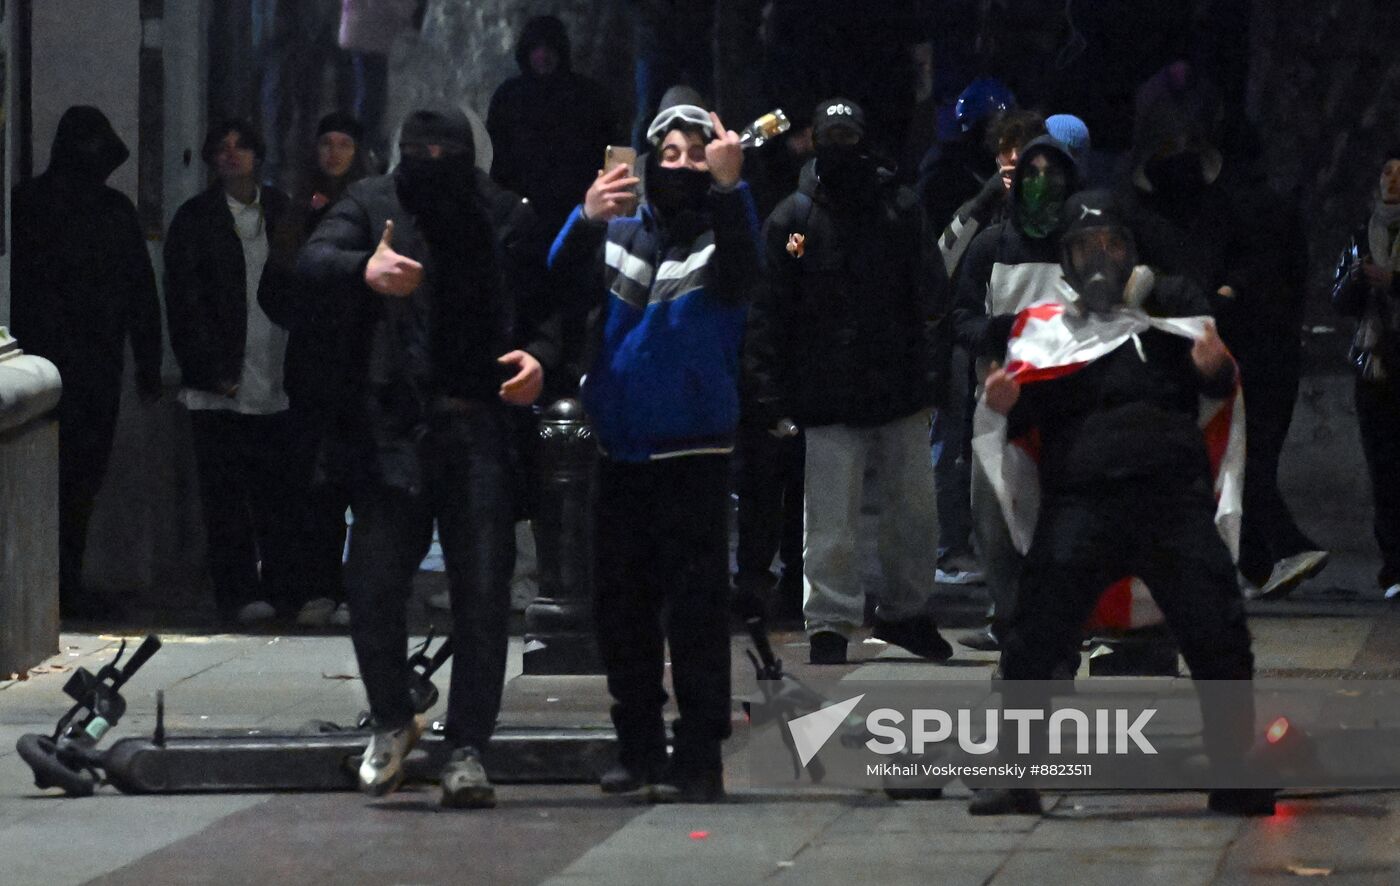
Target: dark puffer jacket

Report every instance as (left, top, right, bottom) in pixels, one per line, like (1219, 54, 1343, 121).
(745, 160, 948, 429)
(296, 168, 557, 491)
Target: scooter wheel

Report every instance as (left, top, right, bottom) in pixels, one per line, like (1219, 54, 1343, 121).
(16, 734, 97, 797)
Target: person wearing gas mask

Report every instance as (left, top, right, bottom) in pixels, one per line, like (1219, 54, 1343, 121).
(745, 98, 952, 667)
(549, 93, 757, 803)
(971, 189, 1269, 817)
(298, 106, 556, 808)
(11, 105, 164, 619)
(948, 135, 1081, 652)
(1125, 61, 1327, 600)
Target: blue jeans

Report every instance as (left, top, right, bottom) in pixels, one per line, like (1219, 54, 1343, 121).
(930, 346, 974, 561)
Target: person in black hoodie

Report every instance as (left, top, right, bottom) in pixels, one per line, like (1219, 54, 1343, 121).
(11, 105, 163, 618)
(298, 106, 556, 809)
(1123, 62, 1327, 600)
(487, 15, 618, 236)
(165, 120, 298, 628)
(261, 111, 372, 629)
(746, 98, 952, 667)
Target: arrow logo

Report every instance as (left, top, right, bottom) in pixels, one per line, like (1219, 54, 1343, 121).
(787, 694, 865, 767)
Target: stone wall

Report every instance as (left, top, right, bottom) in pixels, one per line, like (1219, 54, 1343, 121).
(391, 0, 634, 142)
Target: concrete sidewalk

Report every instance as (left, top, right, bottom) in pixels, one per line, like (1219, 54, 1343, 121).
(2, 590, 1398, 885)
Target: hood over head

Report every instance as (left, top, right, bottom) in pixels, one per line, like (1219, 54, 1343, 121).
(1010, 135, 1081, 239)
(48, 105, 129, 184)
(515, 15, 571, 76)
(1129, 61, 1224, 194)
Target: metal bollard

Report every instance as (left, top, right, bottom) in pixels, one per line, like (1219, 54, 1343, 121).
(523, 399, 603, 674)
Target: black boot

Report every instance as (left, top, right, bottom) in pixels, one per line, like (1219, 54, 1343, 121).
(872, 614, 953, 662)
(655, 733, 725, 803)
(600, 753, 669, 795)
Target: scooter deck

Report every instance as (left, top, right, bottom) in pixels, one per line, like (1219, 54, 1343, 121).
(100, 726, 616, 794)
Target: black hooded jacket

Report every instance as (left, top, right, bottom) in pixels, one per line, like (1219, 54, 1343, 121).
(951, 136, 1083, 361)
(296, 112, 558, 491)
(744, 158, 948, 429)
(486, 15, 618, 234)
(11, 106, 162, 394)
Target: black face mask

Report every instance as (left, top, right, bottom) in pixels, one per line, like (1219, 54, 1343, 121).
(647, 165, 712, 221)
(1145, 151, 1206, 197)
(816, 143, 879, 202)
(1075, 251, 1132, 315)
(396, 152, 477, 223)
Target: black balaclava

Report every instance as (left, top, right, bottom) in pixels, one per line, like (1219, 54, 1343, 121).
(1059, 190, 1139, 315)
(395, 107, 479, 227)
(1144, 149, 1208, 198)
(644, 131, 713, 236)
(813, 98, 879, 206)
(48, 105, 129, 186)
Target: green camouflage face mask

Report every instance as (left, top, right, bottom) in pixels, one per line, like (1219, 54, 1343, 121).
(1019, 168, 1068, 239)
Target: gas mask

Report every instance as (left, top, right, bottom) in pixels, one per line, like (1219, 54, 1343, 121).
(1063, 226, 1137, 315)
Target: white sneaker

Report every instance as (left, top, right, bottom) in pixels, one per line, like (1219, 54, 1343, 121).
(440, 746, 496, 808)
(936, 566, 985, 586)
(296, 597, 337, 627)
(427, 590, 451, 612)
(329, 602, 351, 628)
(358, 718, 425, 797)
(236, 600, 277, 625)
(1258, 550, 1329, 600)
(1384, 583, 1400, 601)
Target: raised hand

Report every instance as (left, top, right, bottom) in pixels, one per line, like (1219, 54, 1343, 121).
(364, 220, 424, 297)
(1190, 319, 1233, 379)
(705, 111, 743, 188)
(584, 164, 641, 222)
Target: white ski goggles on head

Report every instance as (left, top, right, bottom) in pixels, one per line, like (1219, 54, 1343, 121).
(646, 104, 714, 146)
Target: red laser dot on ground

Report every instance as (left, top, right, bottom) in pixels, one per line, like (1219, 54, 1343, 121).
(1266, 717, 1289, 744)
(690, 831, 710, 840)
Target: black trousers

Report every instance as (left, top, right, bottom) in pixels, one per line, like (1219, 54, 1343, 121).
(1237, 356, 1317, 584)
(735, 423, 804, 587)
(1001, 478, 1256, 763)
(1356, 377, 1400, 589)
(595, 455, 733, 773)
(344, 410, 515, 750)
(287, 400, 348, 604)
(57, 378, 121, 601)
(189, 409, 300, 619)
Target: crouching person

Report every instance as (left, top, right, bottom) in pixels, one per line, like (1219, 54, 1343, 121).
(549, 91, 760, 802)
(970, 190, 1270, 816)
(298, 107, 556, 808)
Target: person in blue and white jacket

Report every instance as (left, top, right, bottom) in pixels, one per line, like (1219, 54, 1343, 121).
(548, 89, 761, 803)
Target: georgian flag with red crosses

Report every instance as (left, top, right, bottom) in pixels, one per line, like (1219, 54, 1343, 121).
(971, 299, 1246, 631)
